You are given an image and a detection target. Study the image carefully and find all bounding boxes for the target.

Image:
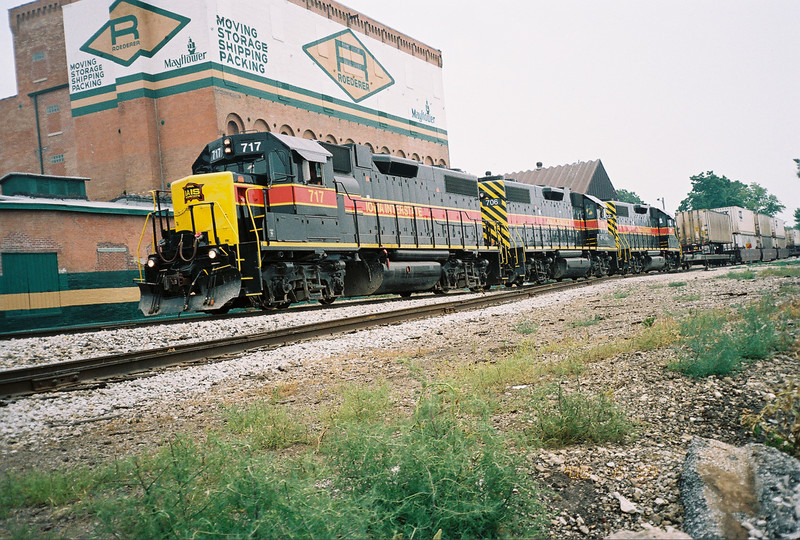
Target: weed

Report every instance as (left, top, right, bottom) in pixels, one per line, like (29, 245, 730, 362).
(675, 293, 703, 303)
(743, 378, 800, 457)
(668, 281, 687, 288)
(643, 316, 656, 327)
(514, 320, 539, 334)
(325, 381, 393, 426)
(224, 400, 310, 449)
(612, 290, 630, 299)
(521, 385, 634, 447)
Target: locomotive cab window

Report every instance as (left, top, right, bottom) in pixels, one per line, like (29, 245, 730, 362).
(268, 150, 293, 183)
(302, 160, 323, 185)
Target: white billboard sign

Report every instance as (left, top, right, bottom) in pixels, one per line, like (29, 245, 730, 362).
(63, 0, 446, 139)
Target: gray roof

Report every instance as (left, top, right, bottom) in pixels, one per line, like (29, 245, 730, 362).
(502, 159, 618, 201)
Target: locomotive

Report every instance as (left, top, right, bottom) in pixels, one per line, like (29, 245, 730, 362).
(137, 132, 681, 316)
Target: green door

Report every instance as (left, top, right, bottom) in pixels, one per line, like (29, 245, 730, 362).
(2, 252, 60, 311)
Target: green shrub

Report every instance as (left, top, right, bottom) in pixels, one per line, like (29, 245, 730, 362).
(569, 314, 602, 328)
(522, 385, 634, 447)
(323, 389, 544, 538)
(325, 381, 393, 425)
(721, 269, 756, 280)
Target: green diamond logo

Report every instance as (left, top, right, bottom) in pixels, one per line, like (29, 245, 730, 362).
(81, 0, 190, 67)
(303, 29, 394, 102)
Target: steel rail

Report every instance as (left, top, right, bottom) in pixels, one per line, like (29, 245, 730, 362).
(0, 279, 602, 398)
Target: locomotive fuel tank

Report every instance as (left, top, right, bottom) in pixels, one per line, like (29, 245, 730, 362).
(551, 257, 591, 279)
(343, 258, 442, 296)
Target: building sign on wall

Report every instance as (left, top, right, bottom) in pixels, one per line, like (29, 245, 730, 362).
(62, 0, 447, 142)
(303, 29, 394, 103)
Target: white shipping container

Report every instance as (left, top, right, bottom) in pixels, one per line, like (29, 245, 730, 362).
(732, 233, 759, 249)
(773, 218, 786, 239)
(676, 210, 733, 245)
(756, 213, 773, 237)
(715, 206, 756, 235)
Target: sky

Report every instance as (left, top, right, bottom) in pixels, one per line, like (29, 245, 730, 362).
(1, 0, 798, 224)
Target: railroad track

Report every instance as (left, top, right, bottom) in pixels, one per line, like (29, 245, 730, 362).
(0, 290, 475, 341)
(0, 279, 605, 398)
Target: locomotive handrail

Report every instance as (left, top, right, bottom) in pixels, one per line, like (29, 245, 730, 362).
(243, 187, 263, 273)
(135, 212, 154, 282)
(332, 180, 361, 247)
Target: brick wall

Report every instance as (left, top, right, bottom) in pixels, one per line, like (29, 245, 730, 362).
(0, 209, 148, 276)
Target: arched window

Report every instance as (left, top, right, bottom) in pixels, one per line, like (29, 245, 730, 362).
(302, 129, 316, 140)
(253, 119, 270, 132)
(364, 142, 374, 152)
(279, 125, 295, 136)
(324, 134, 337, 144)
(396, 149, 406, 158)
(225, 113, 244, 135)
(438, 158, 447, 167)
(379, 146, 390, 154)
(424, 156, 434, 166)
(344, 138, 355, 145)
(411, 153, 420, 162)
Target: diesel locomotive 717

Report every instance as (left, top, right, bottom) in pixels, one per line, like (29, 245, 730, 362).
(137, 132, 681, 316)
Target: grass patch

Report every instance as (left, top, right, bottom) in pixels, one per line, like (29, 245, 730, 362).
(224, 400, 310, 449)
(669, 297, 794, 378)
(3, 390, 546, 539)
(760, 267, 800, 278)
(521, 385, 634, 447)
(675, 292, 703, 302)
(513, 319, 539, 334)
(612, 289, 630, 299)
(720, 269, 756, 280)
(668, 281, 687, 288)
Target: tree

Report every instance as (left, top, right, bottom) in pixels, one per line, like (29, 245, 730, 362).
(677, 171, 749, 212)
(677, 171, 785, 217)
(615, 189, 644, 204)
(794, 208, 800, 230)
(795, 158, 800, 178)
(743, 182, 785, 217)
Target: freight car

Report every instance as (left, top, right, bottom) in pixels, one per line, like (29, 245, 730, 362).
(676, 207, 791, 266)
(137, 132, 681, 316)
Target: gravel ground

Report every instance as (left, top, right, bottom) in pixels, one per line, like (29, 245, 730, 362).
(1, 263, 798, 538)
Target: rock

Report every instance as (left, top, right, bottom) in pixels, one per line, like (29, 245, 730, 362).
(612, 491, 641, 514)
(606, 526, 692, 539)
(681, 436, 800, 540)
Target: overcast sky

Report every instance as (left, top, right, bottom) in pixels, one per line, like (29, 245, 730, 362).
(1, 0, 798, 224)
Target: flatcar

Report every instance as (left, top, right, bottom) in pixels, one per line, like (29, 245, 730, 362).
(137, 132, 682, 316)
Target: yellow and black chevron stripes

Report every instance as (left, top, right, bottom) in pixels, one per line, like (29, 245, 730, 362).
(605, 201, 620, 249)
(479, 180, 510, 248)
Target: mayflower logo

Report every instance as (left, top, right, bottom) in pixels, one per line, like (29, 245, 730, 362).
(303, 29, 394, 102)
(81, 0, 190, 67)
(183, 182, 204, 203)
(163, 36, 207, 69)
(412, 100, 436, 124)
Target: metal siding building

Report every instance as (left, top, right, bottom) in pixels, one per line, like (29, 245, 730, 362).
(503, 160, 618, 201)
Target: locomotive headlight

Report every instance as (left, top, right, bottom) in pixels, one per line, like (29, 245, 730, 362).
(146, 257, 157, 268)
(223, 138, 232, 155)
(208, 249, 218, 259)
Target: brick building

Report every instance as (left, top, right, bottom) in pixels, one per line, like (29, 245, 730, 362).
(0, 0, 449, 201)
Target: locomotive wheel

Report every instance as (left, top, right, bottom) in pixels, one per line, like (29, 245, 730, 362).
(319, 297, 336, 305)
(208, 305, 231, 315)
(399, 291, 413, 298)
(277, 301, 292, 309)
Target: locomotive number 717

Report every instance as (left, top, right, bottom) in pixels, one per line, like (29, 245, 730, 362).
(240, 141, 261, 153)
